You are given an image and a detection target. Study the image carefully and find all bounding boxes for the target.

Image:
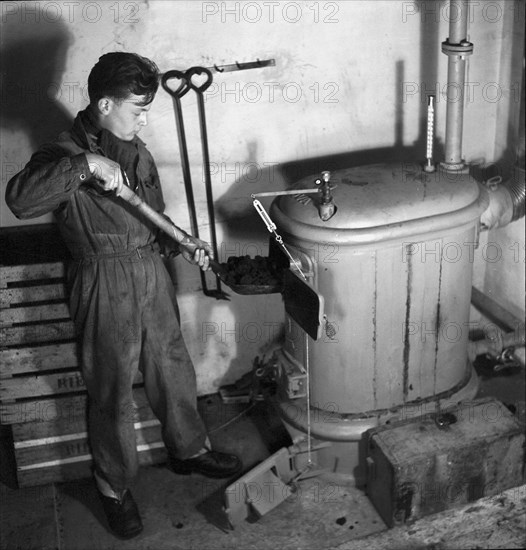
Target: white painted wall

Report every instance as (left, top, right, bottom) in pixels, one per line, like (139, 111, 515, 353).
(1, 1, 524, 392)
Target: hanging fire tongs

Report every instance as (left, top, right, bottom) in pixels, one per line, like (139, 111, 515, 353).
(162, 67, 227, 300)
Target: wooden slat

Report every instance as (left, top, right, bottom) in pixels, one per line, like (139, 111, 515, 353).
(0, 284, 67, 308)
(0, 370, 86, 400)
(16, 444, 167, 488)
(0, 303, 70, 326)
(13, 417, 91, 445)
(0, 342, 78, 377)
(11, 389, 156, 440)
(0, 370, 144, 402)
(15, 421, 162, 467)
(1, 387, 150, 426)
(0, 262, 65, 288)
(1, 393, 87, 425)
(13, 419, 160, 450)
(0, 320, 76, 346)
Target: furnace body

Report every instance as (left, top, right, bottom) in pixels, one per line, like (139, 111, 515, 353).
(270, 163, 489, 470)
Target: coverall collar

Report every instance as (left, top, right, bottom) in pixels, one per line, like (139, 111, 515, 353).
(70, 107, 147, 155)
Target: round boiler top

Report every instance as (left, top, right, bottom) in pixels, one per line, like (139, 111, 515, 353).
(270, 163, 488, 414)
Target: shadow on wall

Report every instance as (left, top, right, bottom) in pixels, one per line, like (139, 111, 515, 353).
(213, 3, 445, 244)
(1, 11, 73, 151)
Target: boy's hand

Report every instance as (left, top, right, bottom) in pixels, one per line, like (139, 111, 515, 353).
(85, 153, 124, 195)
(180, 234, 214, 271)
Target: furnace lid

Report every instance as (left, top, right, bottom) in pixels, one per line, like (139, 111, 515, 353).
(271, 163, 487, 244)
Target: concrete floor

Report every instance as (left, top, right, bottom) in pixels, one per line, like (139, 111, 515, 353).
(0, 358, 524, 550)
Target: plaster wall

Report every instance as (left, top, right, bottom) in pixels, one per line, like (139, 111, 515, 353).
(1, 1, 523, 392)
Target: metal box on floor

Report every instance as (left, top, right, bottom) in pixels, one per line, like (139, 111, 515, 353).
(365, 397, 525, 527)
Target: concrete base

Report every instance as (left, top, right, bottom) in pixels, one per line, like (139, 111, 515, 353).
(275, 363, 480, 484)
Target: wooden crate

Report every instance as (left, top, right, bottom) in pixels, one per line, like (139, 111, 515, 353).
(365, 397, 525, 528)
(0, 241, 166, 487)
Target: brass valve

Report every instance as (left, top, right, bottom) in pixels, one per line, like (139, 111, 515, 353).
(315, 171, 336, 221)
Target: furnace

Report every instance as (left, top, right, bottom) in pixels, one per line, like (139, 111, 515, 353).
(269, 162, 488, 479)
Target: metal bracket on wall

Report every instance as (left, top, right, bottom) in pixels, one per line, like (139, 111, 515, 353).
(208, 58, 275, 73)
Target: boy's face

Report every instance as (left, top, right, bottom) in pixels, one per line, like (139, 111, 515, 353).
(97, 93, 152, 141)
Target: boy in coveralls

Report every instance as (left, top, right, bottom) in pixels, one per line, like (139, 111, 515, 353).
(6, 52, 241, 539)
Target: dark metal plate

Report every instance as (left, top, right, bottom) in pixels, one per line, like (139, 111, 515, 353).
(282, 270, 324, 340)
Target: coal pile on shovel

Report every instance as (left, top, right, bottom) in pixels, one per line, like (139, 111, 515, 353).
(218, 255, 284, 294)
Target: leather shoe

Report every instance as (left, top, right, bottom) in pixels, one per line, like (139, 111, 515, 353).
(170, 450, 242, 478)
(98, 489, 143, 539)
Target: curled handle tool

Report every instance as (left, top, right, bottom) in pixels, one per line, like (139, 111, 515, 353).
(161, 70, 190, 99)
(186, 66, 214, 93)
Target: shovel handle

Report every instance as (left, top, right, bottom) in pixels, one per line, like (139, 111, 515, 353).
(117, 185, 223, 273)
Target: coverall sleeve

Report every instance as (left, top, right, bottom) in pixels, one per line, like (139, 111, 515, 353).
(5, 143, 91, 219)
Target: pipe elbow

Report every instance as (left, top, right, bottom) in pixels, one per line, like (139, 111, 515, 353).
(480, 166, 525, 230)
(504, 164, 526, 222)
(480, 184, 514, 229)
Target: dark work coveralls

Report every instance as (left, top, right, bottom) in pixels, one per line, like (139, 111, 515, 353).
(6, 109, 207, 492)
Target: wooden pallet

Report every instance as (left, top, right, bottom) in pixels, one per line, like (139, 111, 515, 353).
(0, 258, 166, 487)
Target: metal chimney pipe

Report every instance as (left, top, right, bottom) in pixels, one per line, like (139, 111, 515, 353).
(441, 0, 473, 170)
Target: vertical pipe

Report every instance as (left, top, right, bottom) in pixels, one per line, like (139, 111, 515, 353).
(442, 0, 473, 170)
(448, 0, 468, 44)
(444, 56, 465, 166)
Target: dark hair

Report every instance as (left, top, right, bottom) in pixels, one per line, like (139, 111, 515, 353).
(88, 52, 159, 106)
